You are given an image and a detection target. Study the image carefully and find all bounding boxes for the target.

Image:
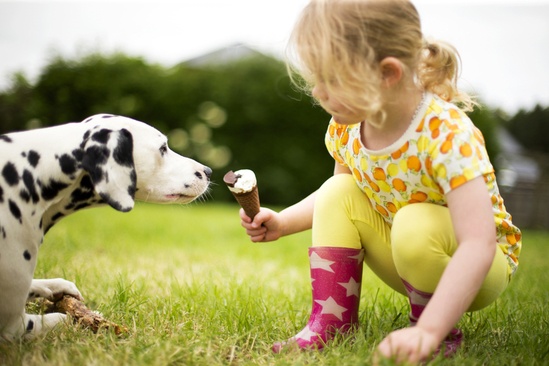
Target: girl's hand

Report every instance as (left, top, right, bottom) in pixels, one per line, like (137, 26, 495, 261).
(240, 207, 283, 242)
(375, 326, 439, 364)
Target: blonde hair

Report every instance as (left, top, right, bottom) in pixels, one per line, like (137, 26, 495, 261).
(286, 0, 477, 125)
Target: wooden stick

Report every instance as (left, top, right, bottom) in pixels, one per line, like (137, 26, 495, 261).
(44, 295, 128, 336)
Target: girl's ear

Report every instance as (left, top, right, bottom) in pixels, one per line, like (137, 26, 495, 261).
(380, 57, 403, 87)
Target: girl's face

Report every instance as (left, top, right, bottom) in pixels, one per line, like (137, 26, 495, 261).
(312, 82, 366, 125)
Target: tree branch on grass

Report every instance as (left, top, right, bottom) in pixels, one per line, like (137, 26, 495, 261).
(42, 295, 128, 336)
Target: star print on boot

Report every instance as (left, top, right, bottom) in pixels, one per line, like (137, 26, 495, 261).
(272, 247, 364, 352)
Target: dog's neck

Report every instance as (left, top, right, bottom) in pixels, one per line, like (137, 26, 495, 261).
(40, 173, 106, 234)
(1, 123, 108, 236)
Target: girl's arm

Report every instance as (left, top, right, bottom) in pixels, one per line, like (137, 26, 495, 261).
(242, 163, 351, 242)
(417, 175, 496, 341)
(377, 175, 497, 362)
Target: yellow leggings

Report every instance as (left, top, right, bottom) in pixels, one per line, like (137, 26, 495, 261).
(312, 174, 510, 311)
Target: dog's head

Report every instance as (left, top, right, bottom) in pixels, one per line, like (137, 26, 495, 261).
(81, 114, 211, 212)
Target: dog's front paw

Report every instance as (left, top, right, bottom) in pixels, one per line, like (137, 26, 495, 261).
(21, 313, 69, 340)
(29, 278, 83, 302)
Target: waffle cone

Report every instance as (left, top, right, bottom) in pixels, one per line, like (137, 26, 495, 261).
(231, 186, 260, 219)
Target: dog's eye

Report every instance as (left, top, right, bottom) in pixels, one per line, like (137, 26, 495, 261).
(159, 144, 168, 156)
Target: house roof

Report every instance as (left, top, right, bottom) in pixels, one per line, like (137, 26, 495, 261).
(183, 43, 266, 67)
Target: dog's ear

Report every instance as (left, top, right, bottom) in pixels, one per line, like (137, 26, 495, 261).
(81, 128, 136, 212)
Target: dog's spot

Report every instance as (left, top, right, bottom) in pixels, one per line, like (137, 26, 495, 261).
(80, 131, 92, 148)
(23, 250, 31, 261)
(0, 135, 12, 143)
(2, 162, 19, 186)
(91, 129, 112, 144)
(26, 320, 34, 332)
(0, 185, 3, 203)
(39, 179, 70, 201)
(1, 226, 6, 239)
(27, 150, 40, 167)
(63, 177, 94, 212)
(8, 199, 22, 223)
(19, 189, 30, 203)
(71, 187, 94, 202)
(58, 154, 77, 175)
(82, 114, 114, 123)
(73, 202, 91, 211)
(82, 146, 109, 183)
(85, 146, 109, 167)
(51, 212, 64, 223)
(65, 186, 94, 211)
(44, 223, 54, 234)
(128, 170, 137, 196)
(22, 170, 39, 204)
(72, 148, 84, 162)
(87, 165, 104, 184)
(98, 192, 123, 211)
(113, 129, 133, 168)
(80, 175, 94, 190)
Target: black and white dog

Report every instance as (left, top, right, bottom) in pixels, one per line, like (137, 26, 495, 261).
(0, 114, 211, 340)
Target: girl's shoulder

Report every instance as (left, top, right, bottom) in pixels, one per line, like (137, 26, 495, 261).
(419, 94, 479, 140)
(326, 118, 361, 141)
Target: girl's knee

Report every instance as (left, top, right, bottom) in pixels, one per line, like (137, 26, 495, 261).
(391, 204, 456, 275)
(319, 174, 357, 194)
(316, 174, 362, 208)
(469, 248, 510, 310)
(313, 174, 383, 249)
(393, 204, 453, 248)
(392, 204, 452, 240)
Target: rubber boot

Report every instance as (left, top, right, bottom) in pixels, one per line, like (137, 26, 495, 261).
(272, 246, 364, 352)
(402, 279, 463, 357)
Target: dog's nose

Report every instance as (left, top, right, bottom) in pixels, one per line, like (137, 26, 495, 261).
(203, 166, 212, 180)
(194, 166, 212, 181)
(194, 166, 213, 181)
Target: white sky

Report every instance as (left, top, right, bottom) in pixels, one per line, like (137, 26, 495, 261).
(0, 0, 548, 114)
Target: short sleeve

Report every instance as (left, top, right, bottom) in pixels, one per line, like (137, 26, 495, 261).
(325, 119, 351, 168)
(431, 122, 494, 194)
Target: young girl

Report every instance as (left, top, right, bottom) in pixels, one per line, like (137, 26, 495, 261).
(239, 0, 522, 362)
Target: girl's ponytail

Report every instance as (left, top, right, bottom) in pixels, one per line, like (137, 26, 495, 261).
(418, 39, 477, 111)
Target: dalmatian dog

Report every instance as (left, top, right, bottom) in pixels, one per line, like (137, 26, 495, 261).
(0, 114, 211, 340)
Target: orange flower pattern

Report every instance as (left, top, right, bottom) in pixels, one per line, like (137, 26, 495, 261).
(325, 93, 521, 275)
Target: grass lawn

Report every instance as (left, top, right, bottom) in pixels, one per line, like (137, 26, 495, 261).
(1, 202, 548, 365)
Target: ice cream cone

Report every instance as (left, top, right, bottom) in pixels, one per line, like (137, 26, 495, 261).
(231, 185, 260, 219)
(224, 169, 260, 220)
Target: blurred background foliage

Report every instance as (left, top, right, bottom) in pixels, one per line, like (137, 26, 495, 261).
(0, 50, 546, 206)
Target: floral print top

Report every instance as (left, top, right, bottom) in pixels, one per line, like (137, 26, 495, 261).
(325, 93, 521, 276)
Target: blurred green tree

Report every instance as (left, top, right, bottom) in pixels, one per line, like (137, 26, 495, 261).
(28, 53, 167, 127)
(0, 72, 34, 132)
(505, 104, 549, 154)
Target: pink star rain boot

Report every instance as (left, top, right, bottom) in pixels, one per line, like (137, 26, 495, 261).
(272, 246, 364, 352)
(402, 279, 463, 357)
